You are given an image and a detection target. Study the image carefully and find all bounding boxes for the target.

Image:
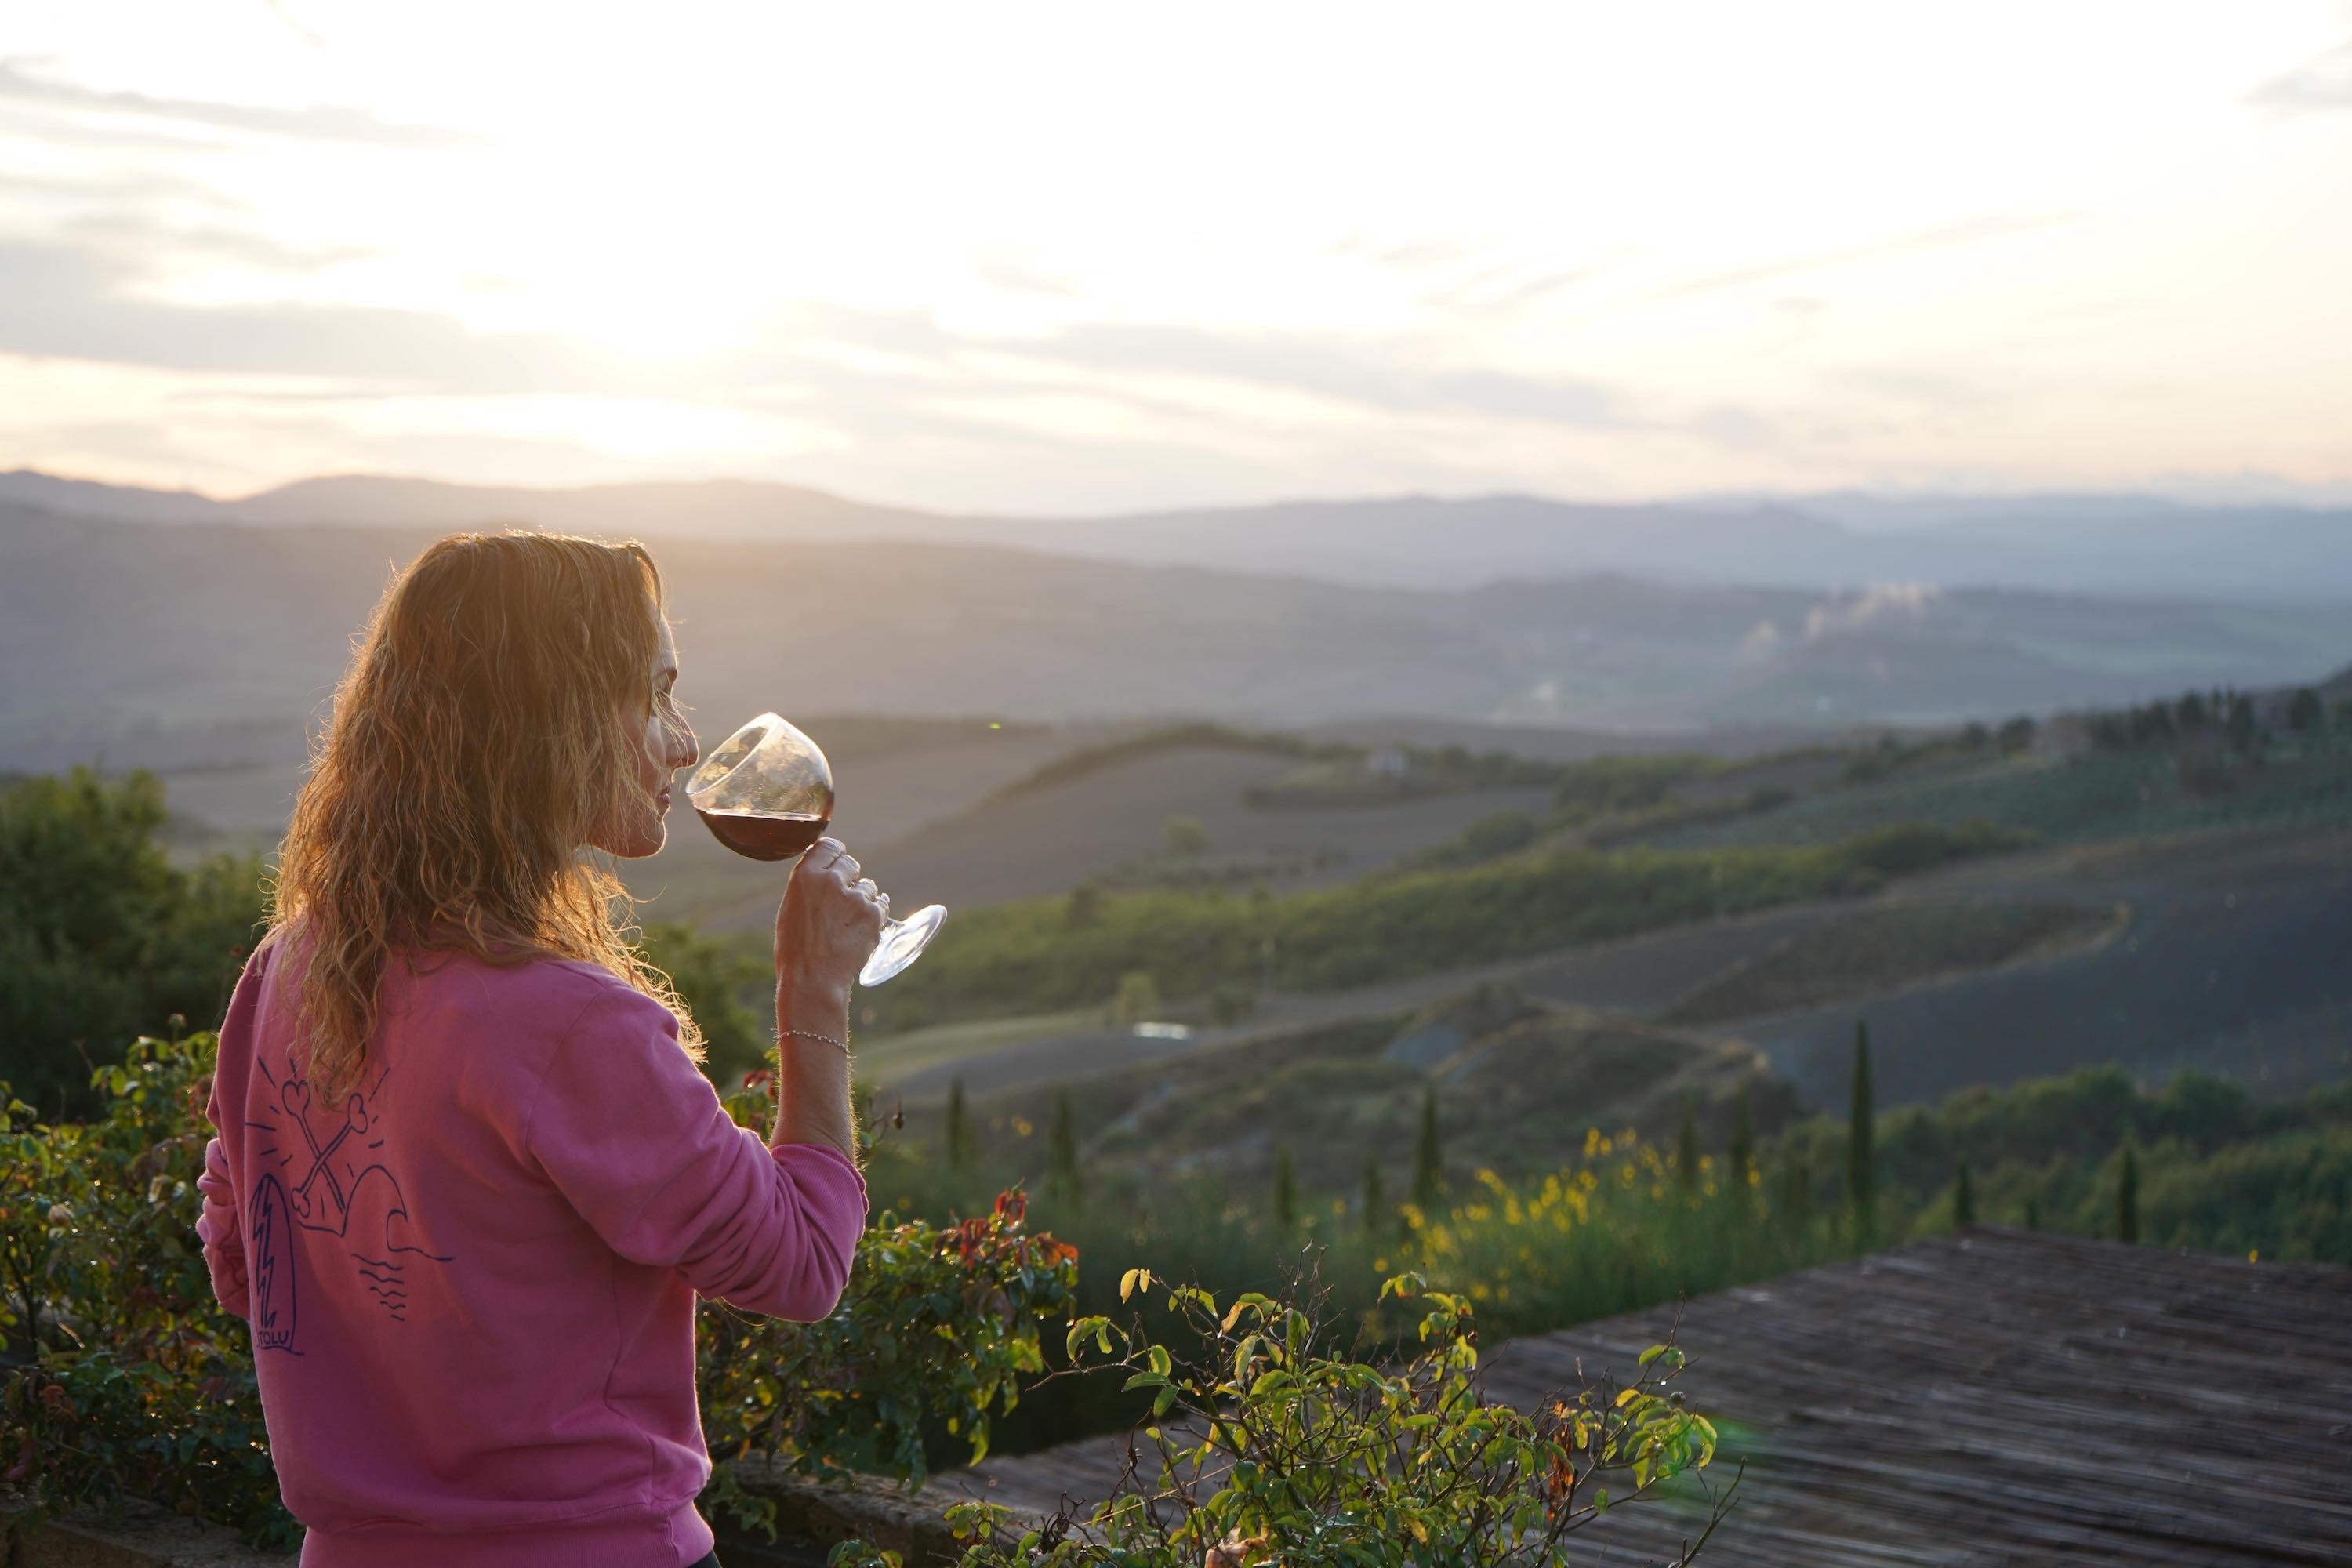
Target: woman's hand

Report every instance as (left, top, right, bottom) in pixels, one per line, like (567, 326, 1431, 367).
(773, 838, 887, 1020)
(768, 839, 877, 1160)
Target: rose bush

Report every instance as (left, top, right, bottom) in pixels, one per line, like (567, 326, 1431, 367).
(0, 1032, 1079, 1551)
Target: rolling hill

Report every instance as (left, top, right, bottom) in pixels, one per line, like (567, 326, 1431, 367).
(6, 504, 2348, 779)
(9, 466, 2352, 598)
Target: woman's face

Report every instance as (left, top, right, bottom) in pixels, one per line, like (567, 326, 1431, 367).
(590, 612, 698, 858)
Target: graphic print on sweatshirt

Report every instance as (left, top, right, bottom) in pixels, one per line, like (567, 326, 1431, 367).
(242, 1048, 454, 1354)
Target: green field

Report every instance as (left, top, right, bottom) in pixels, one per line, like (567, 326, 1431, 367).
(1632, 735, 2352, 853)
(857, 819, 2023, 1033)
(1657, 897, 2122, 1025)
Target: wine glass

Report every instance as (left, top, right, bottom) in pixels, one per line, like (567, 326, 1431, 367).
(684, 712, 946, 985)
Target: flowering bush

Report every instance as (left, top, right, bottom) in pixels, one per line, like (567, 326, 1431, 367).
(1397, 1138, 1820, 1342)
(698, 1070, 1080, 1544)
(0, 1033, 1080, 1551)
(829, 1264, 1730, 1568)
(2, 1036, 1728, 1565)
(0, 1029, 285, 1544)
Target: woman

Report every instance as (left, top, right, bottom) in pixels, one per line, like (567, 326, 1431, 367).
(194, 531, 881, 1568)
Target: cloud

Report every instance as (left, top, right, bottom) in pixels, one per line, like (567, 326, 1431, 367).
(1422, 259, 1596, 315)
(0, 100, 230, 152)
(0, 234, 1779, 479)
(1369, 238, 1483, 270)
(1691, 405, 1775, 448)
(971, 249, 1079, 298)
(1644, 211, 2076, 302)
(782, 303, 1624, 426)
(985, 320, 1621, 424)
(58, 212, 375, 273)
(0, 239, 619, 393)
(0, 57, 480, 147)
(1835, 364, 1999, 414)
(2247, 38, 2352, 114)
(0, 168, 246, 209)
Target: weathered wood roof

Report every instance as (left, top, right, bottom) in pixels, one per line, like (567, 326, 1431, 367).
(936, 1229, 2352, 1565)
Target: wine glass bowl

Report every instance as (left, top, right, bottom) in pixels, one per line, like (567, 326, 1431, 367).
(684, 712, 835, 860)
(684, 712, 945, 985)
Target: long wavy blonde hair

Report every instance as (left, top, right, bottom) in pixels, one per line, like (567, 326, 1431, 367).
(265, 530, 703, 1103)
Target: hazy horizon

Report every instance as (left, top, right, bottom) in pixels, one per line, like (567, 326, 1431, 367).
(5, 2, 2350, 514)
(13, 459, 2352, 526)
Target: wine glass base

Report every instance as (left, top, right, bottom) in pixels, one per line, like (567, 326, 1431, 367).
(859, 903, 946, 987)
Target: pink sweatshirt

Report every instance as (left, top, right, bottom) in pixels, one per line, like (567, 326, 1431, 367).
(194, 942, 868, 1568)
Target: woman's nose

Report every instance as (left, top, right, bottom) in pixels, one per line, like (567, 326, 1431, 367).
(668, 718, 699, 771)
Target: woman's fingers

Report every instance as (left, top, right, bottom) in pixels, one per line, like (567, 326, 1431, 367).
(804, 837, 858, 878)
(777, 840, 887, 991)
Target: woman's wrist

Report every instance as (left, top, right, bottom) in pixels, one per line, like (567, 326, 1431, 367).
(769, 981, 858, 1165)
(775, 980, 852, 1042)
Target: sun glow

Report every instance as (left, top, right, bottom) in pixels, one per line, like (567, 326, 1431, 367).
(2, 1, 2350, 506)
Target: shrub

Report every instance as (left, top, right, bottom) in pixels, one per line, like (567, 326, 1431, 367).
(1, 1034, 1080, 1551)
(1163, 816, 1212, 857)
(4, 1033, 1736, 1566)
(0, 768, 265, 1120)
(641, 920, 771, 1087)
(829, 1266, 1729, 1568)
(0, 1030, 285, 1544)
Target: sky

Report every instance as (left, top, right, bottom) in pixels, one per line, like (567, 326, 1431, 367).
(3, 1, 2350, 514)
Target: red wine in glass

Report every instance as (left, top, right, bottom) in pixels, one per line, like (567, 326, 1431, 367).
(695, 808, 831, 861)
(684, 712, 945, 985)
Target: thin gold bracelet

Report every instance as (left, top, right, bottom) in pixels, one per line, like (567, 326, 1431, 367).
(780, 1026, 850, 1057)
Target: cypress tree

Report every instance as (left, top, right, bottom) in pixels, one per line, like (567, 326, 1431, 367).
(1273, 1145, 1299, 1229)
(2116, 1146, 2139, 1243)
(2227, 694, 2257, 755)
(1727, 1086, 1756, 1209)
(1411, 1086, 1444, 1212)
(1675, 1101, 1700, 1194)
(1848, 1020, 1877, 1250)
(944, 1077, 974, 1170)
(1047, 1090, 1083, 1206)
(1953, 1162, 1975, 1227)
(2289, 688, 2323, 732)
(1360, 1153, 1387, 1236)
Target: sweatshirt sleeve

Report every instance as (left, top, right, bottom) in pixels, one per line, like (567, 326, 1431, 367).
(197, 1081, 252, 1321)
(524, 984, 868, 1321)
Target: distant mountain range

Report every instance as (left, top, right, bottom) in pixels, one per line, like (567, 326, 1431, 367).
(6, 497, 2349, 769)
(5, 467, 2351, 601)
